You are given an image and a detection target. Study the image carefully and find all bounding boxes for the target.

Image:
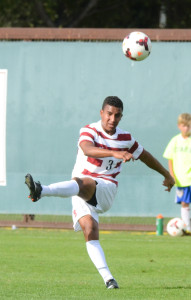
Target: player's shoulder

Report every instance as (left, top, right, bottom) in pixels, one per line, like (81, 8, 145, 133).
(169, 133, 182, 143)
(116, 126, 132, 140)
(80, 121, 100, 133)
(165, 134, 182, 148)
(116, 126, 130, 135)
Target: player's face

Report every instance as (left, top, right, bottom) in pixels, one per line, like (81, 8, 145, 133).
(100, 105, 123, 135)
(178, 122, 191, 138)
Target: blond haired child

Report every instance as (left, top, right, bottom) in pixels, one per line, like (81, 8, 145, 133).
(163, 113, 191, 232)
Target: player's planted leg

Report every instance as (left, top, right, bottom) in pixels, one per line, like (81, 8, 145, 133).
(181, 205, 191, 233)
(106, 279, 119, 289)
(79, 215, 119, 289)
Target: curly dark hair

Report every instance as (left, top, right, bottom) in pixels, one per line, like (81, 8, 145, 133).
(102, 96, 123, 111)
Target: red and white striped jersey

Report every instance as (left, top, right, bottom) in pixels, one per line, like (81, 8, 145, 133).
(72, 120, 144, 185)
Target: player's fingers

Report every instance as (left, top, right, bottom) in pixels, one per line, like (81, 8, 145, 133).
(125, 153, 134, 161)
(166, 184, 173, 192)
(123, 156, 132, 162)
(163, 180, 173, 192)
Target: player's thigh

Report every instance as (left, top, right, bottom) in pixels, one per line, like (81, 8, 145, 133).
(73, 177, 96, 201)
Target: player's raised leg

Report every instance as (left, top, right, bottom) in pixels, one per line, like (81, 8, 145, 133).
(25, 174, 42, 202)
(25, 174, 97, 202)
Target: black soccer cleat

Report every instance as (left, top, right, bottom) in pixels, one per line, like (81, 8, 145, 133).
(25, 174, 42, 202)
(183, 229, 191, 236)
(106, 279, 119, 289)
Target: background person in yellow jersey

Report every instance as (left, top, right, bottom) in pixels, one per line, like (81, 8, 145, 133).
(163, 113, 191, 232)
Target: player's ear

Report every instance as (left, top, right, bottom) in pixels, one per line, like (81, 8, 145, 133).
(100, 109, 103, 117)
(118, 113, 123, 121)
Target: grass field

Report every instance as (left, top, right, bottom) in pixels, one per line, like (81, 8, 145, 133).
(0, 228, 191, 300)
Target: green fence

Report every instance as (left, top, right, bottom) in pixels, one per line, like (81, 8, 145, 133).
(0, 41, 190, 217)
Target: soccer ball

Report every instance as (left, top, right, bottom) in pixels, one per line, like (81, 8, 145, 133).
(166, 218, 187, 237)
(122, 31, 152, 61)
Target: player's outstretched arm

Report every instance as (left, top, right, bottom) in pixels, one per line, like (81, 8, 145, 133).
(80, 141, 134, 162)
(80, 141, 115, 158)
(139, 149, 175, 192)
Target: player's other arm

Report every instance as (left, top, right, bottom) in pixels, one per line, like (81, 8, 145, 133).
(80, 141, 134, 162)
(168, 159, 175, 179)
(139, 149, 175, 192)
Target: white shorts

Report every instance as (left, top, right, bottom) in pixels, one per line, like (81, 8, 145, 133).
(72, 177, 117, 231)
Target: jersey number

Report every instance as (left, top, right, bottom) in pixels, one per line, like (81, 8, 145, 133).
(106, 160, 114, 170)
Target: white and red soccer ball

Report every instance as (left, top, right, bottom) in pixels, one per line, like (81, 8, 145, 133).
(122, 31, 152, 61)
(166, 218, 187, 237)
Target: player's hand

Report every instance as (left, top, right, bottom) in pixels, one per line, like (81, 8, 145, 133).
(113, 151, 134, 162)
(162, 175, 175, 192)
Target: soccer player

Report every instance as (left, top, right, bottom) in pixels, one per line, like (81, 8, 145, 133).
(163, 113, 191, 233)
(25, 96, 174, 289)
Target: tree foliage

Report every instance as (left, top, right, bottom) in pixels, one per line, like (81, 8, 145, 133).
(0, 0, 190, 28)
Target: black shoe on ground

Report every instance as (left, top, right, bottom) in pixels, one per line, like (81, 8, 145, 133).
(183, 229, 191, 236)
(106, 279, 119, 289)
(25, 174, 42, 202)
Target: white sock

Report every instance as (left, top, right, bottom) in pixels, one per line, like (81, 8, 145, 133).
(86, 240, 113, 284)
(41, 180, 79, 198)
(181, 207, 191, 231)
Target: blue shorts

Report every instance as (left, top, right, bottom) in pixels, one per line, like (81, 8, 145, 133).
(175, 186, 191, 204)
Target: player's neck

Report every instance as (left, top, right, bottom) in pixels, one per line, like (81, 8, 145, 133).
(181, 133, 190, 139)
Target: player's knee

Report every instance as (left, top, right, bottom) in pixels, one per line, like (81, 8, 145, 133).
(73, 177, 83, 191)
(84, 223, 95, 236)
(72, 177, 87, 198)
(181, 201, 189, 208)
(83, 223, 98, 241)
